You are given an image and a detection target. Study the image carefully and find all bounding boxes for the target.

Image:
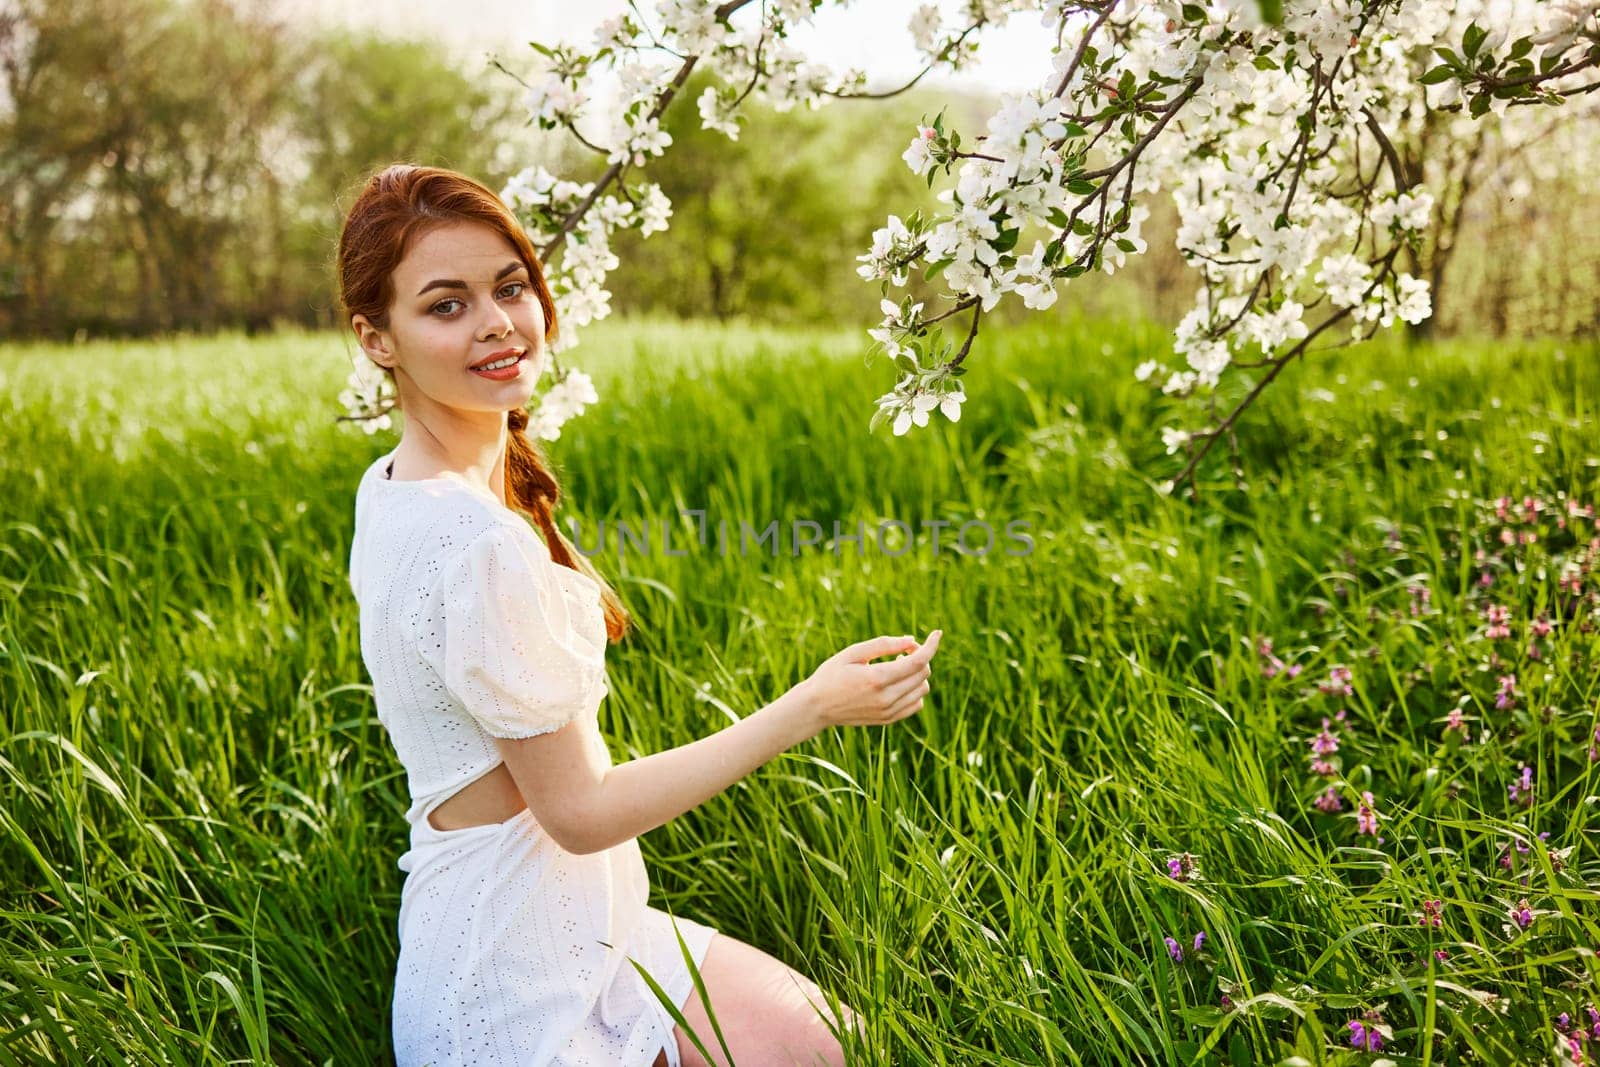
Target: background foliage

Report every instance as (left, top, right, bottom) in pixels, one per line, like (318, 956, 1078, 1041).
(1, 0, 1595, 341)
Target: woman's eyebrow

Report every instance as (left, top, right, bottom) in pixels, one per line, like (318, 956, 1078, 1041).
(416, 261, 525, 297)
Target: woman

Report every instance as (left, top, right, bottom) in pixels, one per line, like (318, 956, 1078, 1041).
(339, 163, 942, 1066)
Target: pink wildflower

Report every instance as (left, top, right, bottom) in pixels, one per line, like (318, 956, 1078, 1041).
(1508, 765, 1534, 807)
(1355, 791, 1383, 843)
(1495, 674, 1517, 711)
(1319, 665, 1354, 697)
(1484, 603, 1511, 640)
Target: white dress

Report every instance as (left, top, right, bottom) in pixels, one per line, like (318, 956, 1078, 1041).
(348, 447, 719, 1067)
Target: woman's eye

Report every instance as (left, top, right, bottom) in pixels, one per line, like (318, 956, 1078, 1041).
(432, 283, 525, 316)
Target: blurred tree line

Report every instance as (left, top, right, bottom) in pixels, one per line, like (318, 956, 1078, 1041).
(0, 0, 1594, 342)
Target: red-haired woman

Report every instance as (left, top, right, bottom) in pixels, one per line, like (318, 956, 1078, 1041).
(339, 163, 941, 1066)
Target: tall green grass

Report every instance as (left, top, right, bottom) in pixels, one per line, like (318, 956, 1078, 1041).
(1, 311, 1597, 1064)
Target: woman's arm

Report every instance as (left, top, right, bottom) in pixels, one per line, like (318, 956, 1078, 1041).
(495, 631, 939, 855)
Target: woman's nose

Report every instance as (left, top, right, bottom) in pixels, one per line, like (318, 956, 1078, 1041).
(478, 304, 514, 340)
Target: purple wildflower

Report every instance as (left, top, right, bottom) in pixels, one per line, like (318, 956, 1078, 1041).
(1510, 898, 1533, 930)
(1166, 852, 1196, 882)
(1495, 673, 1517, 711)
(1484, 603, 1511, 640)
(1256, 638, 1300, 679)
(1345, 1019, 1384, 1052)
(1419, 899, 1443, 928)
(1308, 717, 1341, 776)
(1165, 936, 1183, 962)
(1193, 931, 1206, 953)
(1508, 765, 1534, 807)
(1314, 784, 1343, 813)
(1356, 791, 1383, 843)
(1319, 665, 1354, 697)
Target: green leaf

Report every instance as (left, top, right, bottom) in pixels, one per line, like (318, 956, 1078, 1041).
(1067, 178, 1097, 196)
(1253, 55, 1279, 71)
(1181, 3, 1206, 21)
(923, 257, 953, 281)
(1469, 90, 1491, 117)
(993, 227, 1021, 253)
(1462, 21, 1487, 60)
(1255, 0, 1282, 24)
(1418, 64, 1456, 85)
(1508, 36, 1533, 62)
(1115, 237, 1138, 253)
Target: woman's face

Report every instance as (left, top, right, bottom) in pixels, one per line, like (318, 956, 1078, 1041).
(353, 219, 548, 416)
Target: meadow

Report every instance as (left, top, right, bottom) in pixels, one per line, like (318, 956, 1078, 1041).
(2, 312, 1598, 1065)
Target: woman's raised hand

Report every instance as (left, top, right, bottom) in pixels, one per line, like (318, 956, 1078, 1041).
(796, 630, 943, 730)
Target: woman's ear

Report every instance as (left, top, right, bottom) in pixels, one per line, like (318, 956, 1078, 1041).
(351, 314, 396, 369)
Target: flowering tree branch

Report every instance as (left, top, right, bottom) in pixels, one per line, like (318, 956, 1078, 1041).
(332, 0, 1600, 473)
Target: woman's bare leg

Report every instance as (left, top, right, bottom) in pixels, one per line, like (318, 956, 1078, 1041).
(651, 933, 864, 1067)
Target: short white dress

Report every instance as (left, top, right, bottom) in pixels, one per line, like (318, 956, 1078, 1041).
(348, 447, 719, 1067)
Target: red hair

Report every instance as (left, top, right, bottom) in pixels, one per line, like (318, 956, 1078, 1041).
(337, 162, 631, 643)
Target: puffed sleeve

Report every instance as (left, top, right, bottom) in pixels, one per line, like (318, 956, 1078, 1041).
(414, 524, 608, 738)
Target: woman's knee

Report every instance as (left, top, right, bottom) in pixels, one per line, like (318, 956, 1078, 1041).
(673, 933, 856, 1066)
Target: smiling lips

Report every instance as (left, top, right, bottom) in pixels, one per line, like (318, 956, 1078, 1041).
(470, 348, 527, 381)
(469, 346, 526, 371)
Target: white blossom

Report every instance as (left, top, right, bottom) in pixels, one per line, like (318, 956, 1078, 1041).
(902, 126, 938, 176)
(638, 183, 672, 237)
(697, 85, 742, 140)
(909, 4, 943, 53)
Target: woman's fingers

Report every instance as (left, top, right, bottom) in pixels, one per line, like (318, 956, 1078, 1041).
(879, 665, 930, 712)
(869, 629, 942, 687)
(842, 634, 919, 664)
(883, 680, 930, 721)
